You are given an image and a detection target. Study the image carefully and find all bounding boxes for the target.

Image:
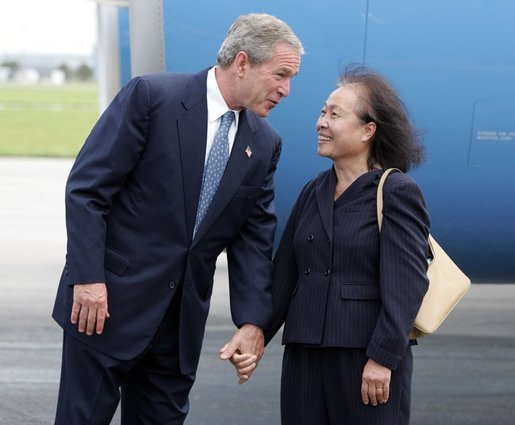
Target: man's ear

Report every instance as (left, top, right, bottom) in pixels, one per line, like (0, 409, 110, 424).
(234, 51, 250, 76)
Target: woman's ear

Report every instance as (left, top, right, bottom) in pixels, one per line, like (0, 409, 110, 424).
(363, 121, 377, 142)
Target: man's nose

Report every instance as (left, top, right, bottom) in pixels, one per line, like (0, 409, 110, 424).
(278, 79, 291, 97)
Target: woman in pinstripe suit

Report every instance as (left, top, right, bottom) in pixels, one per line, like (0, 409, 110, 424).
(234, 66, 430, 424)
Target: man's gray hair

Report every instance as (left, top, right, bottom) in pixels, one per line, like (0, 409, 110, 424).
(217, 13, 304, 67)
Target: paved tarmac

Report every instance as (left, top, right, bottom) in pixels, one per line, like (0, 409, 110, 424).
(1, 157, 514, 425)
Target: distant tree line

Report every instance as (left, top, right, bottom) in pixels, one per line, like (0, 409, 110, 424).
(57, 63, 94, 81)
(1, 60, 94, 82)
(2, 61, 20, 73)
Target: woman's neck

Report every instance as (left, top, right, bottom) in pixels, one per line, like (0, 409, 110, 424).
(332, 157, 378, 200)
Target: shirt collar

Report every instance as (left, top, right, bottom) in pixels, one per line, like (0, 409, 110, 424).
(207, 67, 240, 126)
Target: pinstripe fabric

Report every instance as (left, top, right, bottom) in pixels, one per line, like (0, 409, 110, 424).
(281, 345, 413, 425)
(266, 168, 429, 367)
(267, 170, 429, 369)
(266, 167, 429, 425)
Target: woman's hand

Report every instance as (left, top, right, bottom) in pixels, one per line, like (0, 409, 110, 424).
(227, 352, 258, 384)
(361, 358, 391, 406)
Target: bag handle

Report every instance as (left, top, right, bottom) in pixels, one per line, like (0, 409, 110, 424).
(377, 168, 436, 262)
(376, 168, 401, 232)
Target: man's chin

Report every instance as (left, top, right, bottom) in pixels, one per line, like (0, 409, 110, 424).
(258, 104, 277, 117)
(253, 109, 271, 118)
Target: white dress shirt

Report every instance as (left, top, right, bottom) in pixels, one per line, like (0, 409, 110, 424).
(205, 67, 240, 164)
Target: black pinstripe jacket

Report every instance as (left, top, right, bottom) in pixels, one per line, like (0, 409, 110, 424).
(265, 168, 430, 370)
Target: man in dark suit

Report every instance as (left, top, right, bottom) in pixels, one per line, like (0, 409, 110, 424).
(52, 13, 303, 425)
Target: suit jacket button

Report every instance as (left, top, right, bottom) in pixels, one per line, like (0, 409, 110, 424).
(307, 235, 314, 242)
(324, 269, 331, 276)
(304, 267, 311, 275)
(169, 281, 176, 289)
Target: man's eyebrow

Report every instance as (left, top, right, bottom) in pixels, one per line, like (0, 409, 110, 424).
(277, 66, 299, 77)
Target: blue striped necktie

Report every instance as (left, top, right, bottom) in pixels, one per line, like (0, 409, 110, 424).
(194, 110, 235, 236)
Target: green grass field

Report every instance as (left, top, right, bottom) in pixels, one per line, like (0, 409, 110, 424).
(0, 83, 99, 157)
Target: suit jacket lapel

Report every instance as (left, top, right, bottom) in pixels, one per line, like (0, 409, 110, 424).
(177, 70, 209, 241)
(192, 110, 257, 244)
(316, 169, 335, 242)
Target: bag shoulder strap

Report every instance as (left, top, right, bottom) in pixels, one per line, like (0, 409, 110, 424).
(377, 168, 437, 261)
(376, 168, 402, 232)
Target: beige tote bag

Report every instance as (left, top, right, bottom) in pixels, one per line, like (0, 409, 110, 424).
(377, 169, 471, 339)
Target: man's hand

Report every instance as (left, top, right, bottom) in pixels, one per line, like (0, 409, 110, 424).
(361, 358, 391, 406)
(219, 323, 264, 384)
(70, 283, 110, 336)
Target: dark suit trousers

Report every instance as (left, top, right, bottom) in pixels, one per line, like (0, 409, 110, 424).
(281, 344, 413, 425)
(54, 287, 195, 425)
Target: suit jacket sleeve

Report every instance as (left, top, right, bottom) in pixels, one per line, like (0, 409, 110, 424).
(65, 77, 150, 285)
(366, 174, 430, 370)
(225, 138, 282, 330)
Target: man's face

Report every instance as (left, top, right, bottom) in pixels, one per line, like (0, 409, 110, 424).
(239, 44, 301, 117)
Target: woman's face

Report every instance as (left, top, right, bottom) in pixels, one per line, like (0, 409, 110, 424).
(316, 85, 375, 164)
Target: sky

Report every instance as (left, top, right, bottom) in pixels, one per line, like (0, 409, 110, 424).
(0, 0, 97, 57)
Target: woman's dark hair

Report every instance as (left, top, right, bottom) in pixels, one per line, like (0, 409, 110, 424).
(338, 65, 425, 172)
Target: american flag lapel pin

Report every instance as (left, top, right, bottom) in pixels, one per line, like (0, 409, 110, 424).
(245, 146, 252, 158)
